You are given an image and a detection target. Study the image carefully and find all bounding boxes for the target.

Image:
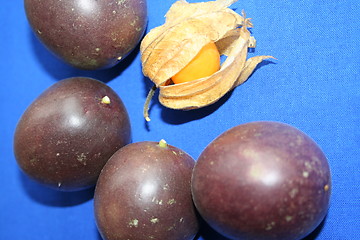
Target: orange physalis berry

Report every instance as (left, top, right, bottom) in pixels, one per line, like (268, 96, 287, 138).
(171, 42, 220, 84)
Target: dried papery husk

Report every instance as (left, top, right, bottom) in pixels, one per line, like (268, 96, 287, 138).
(140, 0, 275, 115)
(141, 0, 244, 85)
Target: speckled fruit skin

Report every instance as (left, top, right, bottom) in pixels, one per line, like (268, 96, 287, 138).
(24, 0, 147, 70)
(14, 77, 131, 191)
(191, 121, 331, 240)
(94, 141, 199, 240)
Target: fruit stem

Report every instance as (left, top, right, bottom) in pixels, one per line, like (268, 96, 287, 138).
(158, 139, 168, 148)
(143, 84, 157, 122)
(101, 96, 111, 104)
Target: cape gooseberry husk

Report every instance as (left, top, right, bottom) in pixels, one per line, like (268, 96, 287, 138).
(140, 0, 275, 121)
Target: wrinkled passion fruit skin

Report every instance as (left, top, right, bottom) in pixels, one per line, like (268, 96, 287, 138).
(94, 141, 199, 240)
(14, 77, 131, 191)
(24, 0, 147, 70)
(191, 121, 331, 240)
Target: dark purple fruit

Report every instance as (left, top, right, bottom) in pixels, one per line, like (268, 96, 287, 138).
(24, 0, 147, 70)
(191, 121, 331, 240)
(94, 140, 199, 240)
(14, 77, 131, 191)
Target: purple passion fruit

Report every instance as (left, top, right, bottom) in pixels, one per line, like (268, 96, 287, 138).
(14, 77, 131, 191)
(192, 121, 331, 240)
(24, 0, 147, 70)
(94, 140, 199, 240)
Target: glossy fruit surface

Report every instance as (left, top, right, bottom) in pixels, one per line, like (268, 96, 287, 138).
(94, 140, 199, 240)
(14, 77, 131, 191)
(192, 121, 331, 240)
(24, 0, 147, 70)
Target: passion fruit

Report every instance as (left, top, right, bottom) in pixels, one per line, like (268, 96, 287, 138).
(192, 121, 331, 240)
(14, 77, 131, 191)
(94, 140, 199, 240)
(24, 0, 147, 70)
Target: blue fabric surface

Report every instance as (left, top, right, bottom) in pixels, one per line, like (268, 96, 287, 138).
(1, 0, 359, 239)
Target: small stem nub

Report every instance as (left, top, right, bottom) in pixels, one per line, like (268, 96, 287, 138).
(158, 139, 168, 148)
(143, 84, 157, 122)
(101, 96, 111, 104)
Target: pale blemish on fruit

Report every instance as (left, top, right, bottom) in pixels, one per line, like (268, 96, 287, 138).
(163, 183, 170, 190)
(130, 16, 139, 26)
(117, 0, 126, 5)
(296, 135, 303, 145)
(265, 221, 276, 231)
(167, 199, 176, 205)
(129, 219, 139, 227)
(289, 188, 299, 198)
(304, 161, 312, 170)
(77, 153, 87, 165)
(30, 158, 38, 166)
(150, 217, 159, 224)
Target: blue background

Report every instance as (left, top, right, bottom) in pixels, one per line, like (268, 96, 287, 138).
(1, 0, 359, 239)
